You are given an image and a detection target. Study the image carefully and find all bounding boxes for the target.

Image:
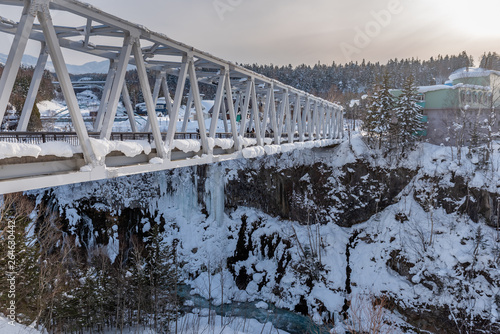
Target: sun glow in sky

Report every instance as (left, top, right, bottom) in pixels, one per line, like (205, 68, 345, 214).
(427, 0, 500, 36)
(0, 0, 499, 66)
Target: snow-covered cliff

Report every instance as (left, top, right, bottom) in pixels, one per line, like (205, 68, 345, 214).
(20, 134, 500, 333)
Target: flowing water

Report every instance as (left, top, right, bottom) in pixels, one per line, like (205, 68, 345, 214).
(179, 285, 332, 334)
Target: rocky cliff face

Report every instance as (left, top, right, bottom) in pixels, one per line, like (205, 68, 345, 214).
(225, 159, 416, 227)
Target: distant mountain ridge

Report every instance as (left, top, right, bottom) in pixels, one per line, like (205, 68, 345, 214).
(0, 53, 113, 74)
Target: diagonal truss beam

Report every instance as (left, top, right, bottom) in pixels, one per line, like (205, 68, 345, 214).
(100, 35, 134, 139)
(17, 42, 48, 131)
(38, 2, 97, 165)
(0, 1, 37, 123)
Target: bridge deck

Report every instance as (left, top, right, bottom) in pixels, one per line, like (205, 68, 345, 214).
(0, 132, 341, 194)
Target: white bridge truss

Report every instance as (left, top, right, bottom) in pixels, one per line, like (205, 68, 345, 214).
(0, 0, 343, 194)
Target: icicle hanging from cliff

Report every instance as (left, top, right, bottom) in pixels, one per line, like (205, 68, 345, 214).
(174, 168, 199, 218)
(205, 164, 225, 226)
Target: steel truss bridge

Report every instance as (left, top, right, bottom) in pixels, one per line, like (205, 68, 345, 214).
(0, 0, 343, 194)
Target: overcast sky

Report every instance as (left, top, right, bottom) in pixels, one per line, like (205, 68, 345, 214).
(0, 0, 499, 66)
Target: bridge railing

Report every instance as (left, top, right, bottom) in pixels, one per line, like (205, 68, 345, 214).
(0, 132, 84, 146)
(0, 131, 253, 146)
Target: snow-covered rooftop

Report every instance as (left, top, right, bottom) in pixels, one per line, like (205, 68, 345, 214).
(449, 67, 500, 81)
(418, 83, 490, 94)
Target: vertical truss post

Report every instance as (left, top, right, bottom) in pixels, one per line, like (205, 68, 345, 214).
(93, 60, 117, 131)
(209, 68, 226, 138)
(0, 1, 37, 124)
(285, 91, 293, 143)
(132, 37, 165, 158)
(309, 100, 315, 140)
(319, 103, 325, 139)
(181, 88, 193, 133)
(187, 58, 209, 154)
(160, 72, 174, 118)
(100, 35, 134, 139)
(165, 55, 189, 158)
(268, 85, 279, 144)
(152, 71, 162, 105)
(331, 107, 337, 139)
(328, 106, 334, 139)
(318, 102, 325, 139)
(38, 3, 97, 164)
(248, 111, 254, 134)
(233, 92, 242, 115)
(83, 18, 92, 48)
(330, 107, 336, 139)
(307, 101, 315, 140)
(325, 106, 332, 139)
(333, 107, 338, 139)
(313, 102, 320, 140)
(222, 97, 229, 133)
(322, 105, 328, 139)
(17, 42, 48, 131)
(224, 71, 240, 150)
(276, 93, 285, 139)
(310, 101, 316, 140)
(292, 93, 301, 142)
(249, 79, 262, 146)
(260, 85, 272, 139)
(339, 107, 344, 139)
(316, 102, 322, 140)
(300, 97, 308, 142)
(143, 70, 162, 133)
(307, 100, 316, 140)
(238, 79, 252, 137)
(121, 83, 138, 133)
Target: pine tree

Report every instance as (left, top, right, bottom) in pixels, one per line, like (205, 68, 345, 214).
(365, 72, 395, 149)
(395, 74, 424, 153)
(145, 225, 179, 331)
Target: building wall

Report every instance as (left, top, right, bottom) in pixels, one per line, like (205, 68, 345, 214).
(388, 73, 500, 145)
(424, 89, 460, 109)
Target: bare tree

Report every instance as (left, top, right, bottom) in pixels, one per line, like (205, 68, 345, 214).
(333, 294, 395, 334)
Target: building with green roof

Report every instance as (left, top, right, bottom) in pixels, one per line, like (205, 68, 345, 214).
(392, 68, 500, 145)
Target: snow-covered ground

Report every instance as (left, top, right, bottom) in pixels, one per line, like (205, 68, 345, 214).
(0, 315, 41, 334)
(174, 313, 289, 334)
(1, 313, 289, 334)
